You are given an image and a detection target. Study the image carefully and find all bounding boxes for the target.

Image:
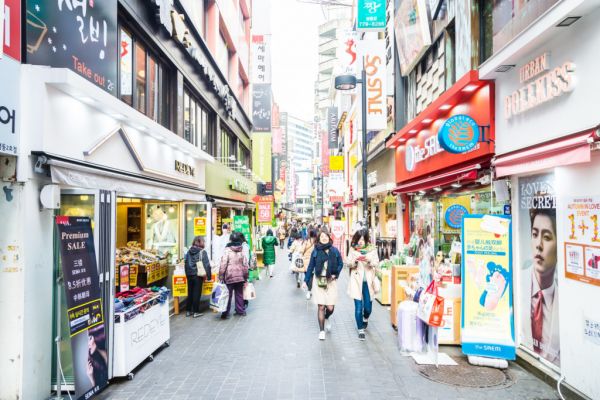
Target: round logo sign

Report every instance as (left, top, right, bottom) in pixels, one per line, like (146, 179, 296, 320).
(438, 114, 479, 154)
(445, 204, 468, 229)
(405, 144, 416, 172)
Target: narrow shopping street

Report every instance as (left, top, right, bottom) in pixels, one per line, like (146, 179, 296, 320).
(98, 247, 558, 400)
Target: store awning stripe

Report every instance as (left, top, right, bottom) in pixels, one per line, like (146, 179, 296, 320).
(392, 167, 479, 194)
(494, 131, 594, 178)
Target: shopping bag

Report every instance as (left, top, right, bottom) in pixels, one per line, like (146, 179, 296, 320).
(209, 283, 229, 312)
(397, 301, 426, 353)
(243, 282, 256, 301)
(416, 281, 444, 327)
(248, 269, 259, 282)
(196, 261, 207, 278)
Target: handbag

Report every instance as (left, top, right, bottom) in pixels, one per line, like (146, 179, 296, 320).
(209, 283, 229, 312)
(196, 250, 207, 278)
(416, 281, 444, 327)
(317, 261, 328, 289)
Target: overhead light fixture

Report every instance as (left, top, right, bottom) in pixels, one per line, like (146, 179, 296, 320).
(418, 190, 426, 195)
(495, 64, 515, 73)
(408, 129, 418, 134)
(451, 182, 462, 188)
(462, 84, 479, 92)
(440, 104, 453, 111)
(557, 16, 581, 27)
(433, 187, 442, 192)
(422, 118, 433, 125)
(399, 138, 406, 143)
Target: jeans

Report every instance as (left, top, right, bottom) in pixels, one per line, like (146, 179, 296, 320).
(353, 281, 372, 329)
(186, 275, 203, 313)
(224, 281, 245, 316)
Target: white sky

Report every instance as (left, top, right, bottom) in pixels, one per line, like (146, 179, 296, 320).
(270, 0, 325, 122)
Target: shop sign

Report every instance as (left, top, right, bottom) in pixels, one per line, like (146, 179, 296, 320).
(257, 201, 273, 225)
(252, 35, 271, 84)
(193, 217, 206, 236)
(461, 214, 515, 360)
(327, 107, 338, 149)
(404, 135, 444, 172)
(233, 215, 252, 253)
(229, 178, 250, 194)
(175, 160, 195, 176)
(505, 52, 575, 120)
(0, 56, 18, 155)
(438, 115, 480, 154)
(564, 196, 600, 287)
(172, 275, 187, 297)
(395, 0, 431, 76)
(252, 131, 272, 182)
(2, 0, 21, 61)
(357, 0, 386, 31)
(252, 84, 272, 132)
(55, 216, 108, 400)
(337, 29, 358, 78)
(357, 39, 387, 130)
(153, 0, 173, 35)
(367, 171, 377, 188)
(25, 0, 118, 95)
(445, 204, 468, 229)
(329, 155, 344, 171)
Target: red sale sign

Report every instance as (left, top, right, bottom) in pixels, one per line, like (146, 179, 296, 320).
(257, 201, 273, 225)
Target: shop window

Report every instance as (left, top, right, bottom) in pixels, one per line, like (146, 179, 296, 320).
(477, 0, 493, 64)
(135, 43, 147, 113)
(120, 29, 133, 106)
(184, 204, 209, 253)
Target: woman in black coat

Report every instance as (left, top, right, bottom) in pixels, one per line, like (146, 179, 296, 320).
(184, 236, 211, 317)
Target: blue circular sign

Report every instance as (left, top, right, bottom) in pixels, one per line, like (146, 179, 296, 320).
(438, 114, 480, 154)
(445, 204, 468, 229)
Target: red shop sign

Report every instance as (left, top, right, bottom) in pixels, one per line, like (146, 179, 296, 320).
(2, 0, 21, 61)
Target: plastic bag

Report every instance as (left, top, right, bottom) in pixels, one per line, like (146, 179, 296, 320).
(209, 283, 229, 313)
(397, 301, 426, 353)
(243, 282, 256, 300)
(417, 281, 444, 327)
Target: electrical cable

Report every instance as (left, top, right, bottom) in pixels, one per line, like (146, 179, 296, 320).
(57, 353, 74, 400)
(557, 374, 566, 400)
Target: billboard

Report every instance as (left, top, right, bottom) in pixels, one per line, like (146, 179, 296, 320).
(357, 38, 387, 130)
(394, 0, 432, 76)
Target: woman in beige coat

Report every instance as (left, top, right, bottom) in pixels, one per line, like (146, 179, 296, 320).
(346, 229, 380, 341)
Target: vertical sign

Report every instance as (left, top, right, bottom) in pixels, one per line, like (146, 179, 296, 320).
(251, 35, 271, 84)
(357, 38, 387, 130)
(55, 216, 108, 400)
(25, 0, 118, 95)
(321, 130, 330, 177)
(257, 201, 273, 225)
(233, 215, 252, 253)
(2, 0, 21, 61)
(252, 83, 272, 131)
(337, 29, 358, 77)
(518, 173, 560, 366)
(252, 131, 272, 183)
(462, 214, 515, 360)
(327, 107, 338, 149)
(564, 196, 600, 287)
(357, 0, 386, 31)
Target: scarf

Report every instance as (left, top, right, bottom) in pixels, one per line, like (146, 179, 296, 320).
(314, 242, 338, 278)
(353, 244, 374, 255)
(226, 241, 243, 248)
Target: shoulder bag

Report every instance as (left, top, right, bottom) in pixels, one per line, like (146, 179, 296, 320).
(196, 249, 207, 278)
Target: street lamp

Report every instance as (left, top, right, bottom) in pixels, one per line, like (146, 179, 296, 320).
(335, 66, 368, 229)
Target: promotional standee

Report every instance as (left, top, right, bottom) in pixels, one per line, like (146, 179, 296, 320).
(56, 217, 108, 400)
(461, 215, 515, 360)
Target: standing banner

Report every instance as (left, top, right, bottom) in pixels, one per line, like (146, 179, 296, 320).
(357, 0, 386, 31)
(193, 217, 207, 236)
(55, 216, 108, 400)
(517, 173, 560, 366)
(461, 214, 515, 360)
(564, 196, 600, 287)
(357, 39, 387, 130)
(233, 215, 252, 254)
(252, 83, 272, 131)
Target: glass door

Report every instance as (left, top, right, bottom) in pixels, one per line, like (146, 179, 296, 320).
(182, 202, 211, 258)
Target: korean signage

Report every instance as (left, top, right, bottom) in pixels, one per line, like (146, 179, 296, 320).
(357, 0, 386, 31)
(395, 0, 432, 76)
(321, 130, 330, 177)
(438, 115, 480, 154)
(518, 173, 560, 366)
(55, 216, 108, 400)
(357, 39, 387, 130)
(172, 275, 187, 297)
(25, 0, 118, 95)
(252, 35, 271, 84)
(233, 215, 252, 253)
(229, 179, 250, 194)
(2, 0, 20, 61)
(327, 107, 338, 149)
(505, 52, 575, 120)
(0, 56, 18, 155)
(252, 131, 272, 183)
(193, 217, 207, 236)
(564, 196, 600, 287)
(252, 83, 272, 131)
(461, 214, 515, 360)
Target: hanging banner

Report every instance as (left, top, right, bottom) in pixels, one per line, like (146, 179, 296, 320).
(357, 38, 387, 130)
(357, 0, 386, 31)
(252, 83, 272, 131)
(337, 29, 358, 77)
(251, 34, 272, 84)
(564, 196, 600, 287)
(461, 214, 515, 360)
(251, 131, 272, 182)
(517, 173, 560, 366)
(55, 216, 108, 400)
(327, 107, 338, 149)
(233, 215, 252, 254)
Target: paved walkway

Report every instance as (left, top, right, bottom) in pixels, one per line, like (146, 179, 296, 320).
(99, 246, 560, 400)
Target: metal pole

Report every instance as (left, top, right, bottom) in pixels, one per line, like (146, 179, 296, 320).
(50, 276, 64, 400)
(361, 66, 368, 229)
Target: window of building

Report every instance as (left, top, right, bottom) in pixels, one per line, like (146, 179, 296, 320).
(239, 7, 246, 37)
(238, 145, 250, 169)
(477, 0, 493, 65)
(183, 87, 213, 149)
(135, 43, 147, 113)
(217, 32, 229, 77)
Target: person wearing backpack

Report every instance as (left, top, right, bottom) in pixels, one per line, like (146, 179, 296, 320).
(184, 236, 212, 318)
(219, 231, 249, 319)
(304, 228, 344, 340)
(261, 229, 279, 278)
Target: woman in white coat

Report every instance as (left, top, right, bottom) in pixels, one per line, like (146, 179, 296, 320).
(346, 229, 380, 341)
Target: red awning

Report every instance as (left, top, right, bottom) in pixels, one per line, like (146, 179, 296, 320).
(392, 164, 480, 194)
(494, 130, 594, 178)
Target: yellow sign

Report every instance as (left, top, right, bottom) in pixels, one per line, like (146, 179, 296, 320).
(172, 275, 188, 297)
(329, 155, 344, 171)
(194, 217, 207, 236)
(252, 132, 272, 182)
(202, 280, 214, 296)
(129, 265, 138, 287)
(441, 195, 471, 233)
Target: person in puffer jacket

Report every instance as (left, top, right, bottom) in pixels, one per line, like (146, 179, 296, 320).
(219, 231, 249, 319)
(184, 236, 212, 318)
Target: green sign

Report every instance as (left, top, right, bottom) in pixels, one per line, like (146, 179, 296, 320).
(357, 0, 386, 31)
(233, 215, 252, 256)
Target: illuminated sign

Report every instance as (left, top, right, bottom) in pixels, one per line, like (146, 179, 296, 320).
(438, 114, 480, 154)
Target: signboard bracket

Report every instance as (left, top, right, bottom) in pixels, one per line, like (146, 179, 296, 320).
(478, 125, 494, 144)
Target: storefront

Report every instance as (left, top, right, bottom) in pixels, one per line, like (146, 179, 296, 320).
(481, 7, 600, 398)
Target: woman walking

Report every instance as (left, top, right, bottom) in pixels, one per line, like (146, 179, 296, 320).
(346, 230, 380, 340)
(184, 236, 212, 318)
(293, 229, 316, 293)
(304, 228, 344, 340)
(261, 229, 279, 278)
(219, 231, 249, 318)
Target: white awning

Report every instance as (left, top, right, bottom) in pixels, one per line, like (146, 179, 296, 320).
(212, 198, 251, 209)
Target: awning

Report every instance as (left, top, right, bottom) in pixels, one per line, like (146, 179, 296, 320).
(494, 131, 594, 178)
(212, 198, 250, 209)
(392, 164, 480, 194)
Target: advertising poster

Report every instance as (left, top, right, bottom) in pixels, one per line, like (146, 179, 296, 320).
(357, 0, 386, 31)
(441, 196, 471, 234)
(461, 214, 515, 359)
(193, 217, 207, 236)
(25, 0, 118, 95)
(55, 216, 108, 400)
(252, 83, 272, 131)
(564, 196, 600, 287)
(518, 173, 560, 366)
(394, 0, 432, 76)
(233, 215, 252, 254)
(357, 39, 387, 130)
(172, 275, 187, 297)
(257, 201, 273, 225)
(252, 131, 272, 183)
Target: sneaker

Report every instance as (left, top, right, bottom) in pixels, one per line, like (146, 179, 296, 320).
(363, 319, 369, 329)
(220, 314, 229, 320)
(297, 281, 301, 288)
(306, 291, 312, 300)
(318, 331, 326, 341)
(325, 320, 332, 332)
(358, 330, 366, 341)
(193, 312, 203, 318)
(186, 311, 192, 317)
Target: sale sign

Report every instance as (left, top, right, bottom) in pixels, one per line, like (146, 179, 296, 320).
(193, 217, 207, 236)
(564, 196, 600, 287)
(257, 201, 273, 225)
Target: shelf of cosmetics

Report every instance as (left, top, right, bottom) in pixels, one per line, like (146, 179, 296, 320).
(115, 243, 170, 289)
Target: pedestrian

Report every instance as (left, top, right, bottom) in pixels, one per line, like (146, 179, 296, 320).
(214, 223, 232, 265)
(261, 229, 279, 278)
(278, 225, 287, 249)
(346, 229, 380, 340)
(219, 231, 249, 319)
(293, 229, 317, 294)
(287, 227, 297, 249)
(304, 228, 344, 340)
(289, 231, 304, 283)
(237, 231, 251, 309)
(184, 236, 212, 317)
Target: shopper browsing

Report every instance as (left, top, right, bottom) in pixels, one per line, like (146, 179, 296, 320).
(219, 232, 249, 319)
(304, 228, 344, 340)
(346, 230, 380, 341)
(184, 236, 212, 318)
(261, 229, 279, 278)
